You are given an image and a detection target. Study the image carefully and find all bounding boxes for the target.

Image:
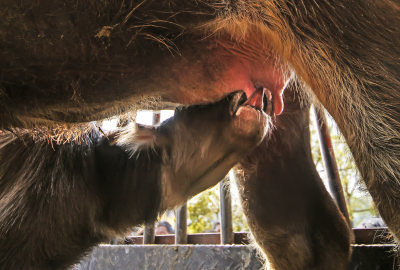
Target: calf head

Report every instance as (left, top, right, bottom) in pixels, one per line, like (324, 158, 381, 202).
(121, 90, 271, 209)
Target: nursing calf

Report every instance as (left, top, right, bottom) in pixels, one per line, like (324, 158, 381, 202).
(0, 91, 268, 269)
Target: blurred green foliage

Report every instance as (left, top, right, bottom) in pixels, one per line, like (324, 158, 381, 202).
(187, 178, 249, 233)
(187, 186, 220, 233)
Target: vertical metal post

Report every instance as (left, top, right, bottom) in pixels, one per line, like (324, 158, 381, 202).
(175, 204, 187, 244)
(143, 223, 155, 244)
(143, 111, 162, 244)
(313, 106, 351, 225)
(152, 111, 161, 126)
(219, 176, 234, 244)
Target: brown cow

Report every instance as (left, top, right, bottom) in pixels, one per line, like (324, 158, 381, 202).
(0, 0, 398, 269)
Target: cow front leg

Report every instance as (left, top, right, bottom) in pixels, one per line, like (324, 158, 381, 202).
(237, 90, 352, 270)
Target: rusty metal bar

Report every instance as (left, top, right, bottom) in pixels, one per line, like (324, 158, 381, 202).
(313, 106, 351, 225)
(125, 229, 389, 245)
(175, 204, 187, 244)
(219, 177, 233, 244)
(143, 223, 155, 244)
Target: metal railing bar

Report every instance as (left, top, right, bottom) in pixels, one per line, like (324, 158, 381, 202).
(313, 106, 351, 226)
(219, 177, 234, 244)
(175, 204, 188, 244)
(142, 111, 162, 243)
(125, 229, 390, 245)
(143, 224, 155, 244)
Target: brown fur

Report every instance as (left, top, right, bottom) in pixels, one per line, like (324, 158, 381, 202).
(209, 0, 400, 239)
(0, 92, 268, 269)
(0, 0, 399, 269)
(237, 88, 352, 270)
